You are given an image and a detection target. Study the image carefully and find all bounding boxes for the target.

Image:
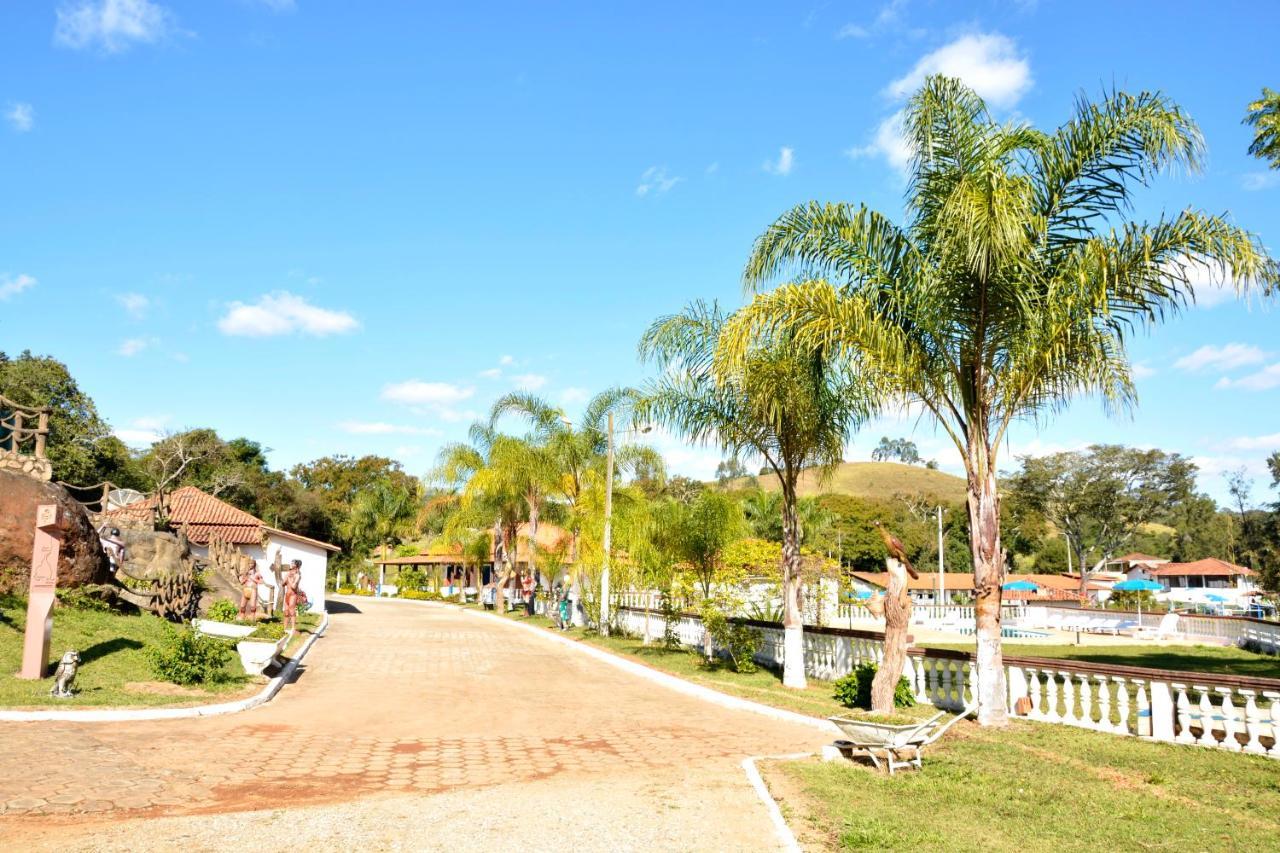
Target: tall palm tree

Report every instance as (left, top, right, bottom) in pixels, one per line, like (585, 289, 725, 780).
(637, 300, 872, 689)
(1245, 87, 1280, 169)
(343, 478, 420, 584)
(725, 76, 1278, 724)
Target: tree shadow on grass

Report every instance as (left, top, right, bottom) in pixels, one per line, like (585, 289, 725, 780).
(78, 637, 144, 665)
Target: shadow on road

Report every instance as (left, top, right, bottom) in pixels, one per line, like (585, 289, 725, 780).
(325, 601, 362, 614)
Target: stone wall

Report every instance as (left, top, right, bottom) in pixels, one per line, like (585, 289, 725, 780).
(0, 448, 52, 482)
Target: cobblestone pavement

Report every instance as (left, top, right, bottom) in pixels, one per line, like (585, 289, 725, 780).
(0, 599, 825, 851)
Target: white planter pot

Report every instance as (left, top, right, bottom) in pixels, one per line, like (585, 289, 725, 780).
(236, 635, 290, 676)
(193, 619, 257, 640)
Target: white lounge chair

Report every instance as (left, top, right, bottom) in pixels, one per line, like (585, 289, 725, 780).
(1134, 611, 1180, 641)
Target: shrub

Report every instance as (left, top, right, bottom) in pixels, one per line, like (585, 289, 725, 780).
(147, 625, 234, 685)
(397, 567, 428, 591)
(702, 605, 763, 673)
(832, 663, 916, 709)
(353, 588, 374, 597)
(336, 586, 356, 595)
(250, 619, 289, 640)
(206, 599, 239, 622)
(399, 589, 439, 601)
(55, 586, 112, 612)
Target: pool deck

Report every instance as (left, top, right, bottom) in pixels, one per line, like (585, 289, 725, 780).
(836, 618, 1219, 648)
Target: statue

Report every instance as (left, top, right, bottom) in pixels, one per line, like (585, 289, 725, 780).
(237, 557, 264, 621)
(98, 525, 126, 572)
(50, 650, 80, 698)
(282, 559, 303, 632)
(871, 522, 919, 714)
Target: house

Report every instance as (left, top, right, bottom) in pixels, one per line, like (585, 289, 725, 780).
(847, 571, 1107, 605)
(372, 522, 573, 593)
(1126, 557, 1259, 609)
(1107, 552, 1170, 572)
(104, 486, 339, 613)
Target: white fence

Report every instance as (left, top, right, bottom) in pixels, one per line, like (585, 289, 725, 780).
(1037, 605, 1280, 653)
(614, 606, 1280, 758)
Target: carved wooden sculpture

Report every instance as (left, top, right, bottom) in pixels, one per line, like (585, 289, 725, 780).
(871, 522, 920, 714)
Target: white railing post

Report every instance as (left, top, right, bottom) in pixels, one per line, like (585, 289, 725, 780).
(1149, 679, 1175, 742)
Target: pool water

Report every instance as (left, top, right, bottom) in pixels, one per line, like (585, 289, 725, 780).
(955, 627, 1051, 639)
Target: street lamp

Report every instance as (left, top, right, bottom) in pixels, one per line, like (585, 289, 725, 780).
(559, 413, 650, 635)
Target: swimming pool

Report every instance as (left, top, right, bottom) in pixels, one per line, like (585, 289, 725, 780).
(955, 626, 1052, 639)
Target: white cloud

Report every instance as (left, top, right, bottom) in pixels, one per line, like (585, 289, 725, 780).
(252, 0, 296, 10)
(836, 23, 869, 39)
(512, 373, 547, 391)
(1215, 363, 1280, 392)
(217, 291, 358, 337)
(478, 368, 502, 379)
(117, 337, 151, 356)
(336, 421, 440, 436)
(636, 166, 682, 196)
(381, 380, 474, 407)
(846, 111, 913, 174)
(763, 147, 795, 176)
(0, 273, 36, 301)
(116, 291, 149, 318)
(560, 387, 589, 406)
(1223, 433, 1280, 452)
(705, 162, 720, 175)
(499, 355, 515, 366)
(1242, 172, 1280, 192)
(1131, 362, 1157, 380)
(887, 33, 1032, 108)
(5, 103, 33, 132)
(55, 0, 179, 53)
(115, 415, 169, 446)
(1174, 343, 1267, 373)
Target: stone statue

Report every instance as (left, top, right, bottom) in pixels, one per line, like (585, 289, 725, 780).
(50, 649, 80, 698)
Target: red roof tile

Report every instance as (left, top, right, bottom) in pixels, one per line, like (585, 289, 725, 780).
(1149, 558, 1255, 577)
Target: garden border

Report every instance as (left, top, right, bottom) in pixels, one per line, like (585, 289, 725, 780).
(0, 611, 329, 723)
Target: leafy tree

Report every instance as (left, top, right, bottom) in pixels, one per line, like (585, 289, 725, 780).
(871, 436, 921, 465)
(650, 491, 746, 599)
(1245, 88, 1280, 168)
(0, 350, 138, 486)
(1006, 445, 1198, 593)
(729, 76, 1278, 724)
(343, 478, 420, 565)
(663, 475, 706, 503)
(638, 300, 871, 689)
(715, 457, 750, 485)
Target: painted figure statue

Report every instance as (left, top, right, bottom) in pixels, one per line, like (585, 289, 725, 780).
(282, 559, 303, 632)
(237, 557, 265, 620)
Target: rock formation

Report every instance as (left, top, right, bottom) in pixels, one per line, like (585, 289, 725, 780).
(0, 469, 110, 594)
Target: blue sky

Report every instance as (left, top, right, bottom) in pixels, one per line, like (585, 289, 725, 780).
(1, 0, 1278, 506)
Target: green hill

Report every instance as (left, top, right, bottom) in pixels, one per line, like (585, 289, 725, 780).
(725, 461, 967, 503)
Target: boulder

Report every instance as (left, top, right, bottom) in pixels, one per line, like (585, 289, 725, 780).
(0, 469, 111, 594)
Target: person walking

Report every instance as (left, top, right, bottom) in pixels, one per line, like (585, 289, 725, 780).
(522, 572, 536, 617)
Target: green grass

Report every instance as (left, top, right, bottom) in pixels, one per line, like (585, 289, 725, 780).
(0, 596, 321, 708)
(770, 719, 1280, 852)
(727, 461, 967, 502)
(927, 642, 1280, 680)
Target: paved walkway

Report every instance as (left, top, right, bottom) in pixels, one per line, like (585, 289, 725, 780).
(0, 598, 824, 851)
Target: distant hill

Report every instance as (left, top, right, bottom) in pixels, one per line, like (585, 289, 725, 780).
(723, 461, 967, 503)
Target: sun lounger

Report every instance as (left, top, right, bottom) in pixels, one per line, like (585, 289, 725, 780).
(1134, 612, 1180, 641)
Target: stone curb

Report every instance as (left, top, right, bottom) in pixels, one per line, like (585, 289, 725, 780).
(743, 754, 810, 853)
(456, 604, 840, 736)
(0, 611, 329, 723)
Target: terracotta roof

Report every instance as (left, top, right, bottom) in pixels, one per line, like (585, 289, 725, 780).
(1149, 558, 1256, 577)
(1112, 552, 1168, 565)
(103, 486, 338, 551)
(850, 571, 975, 591)
(373, 522, 571, 566)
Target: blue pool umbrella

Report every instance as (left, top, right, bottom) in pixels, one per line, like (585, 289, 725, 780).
(1002, 580, 1039, 592)
(1205, 593, 1228, 603)
(853, 590, 872, 600)
(1112, 578, 1163, 620)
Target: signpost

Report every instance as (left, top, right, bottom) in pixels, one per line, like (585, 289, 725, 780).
(19, 504, 66, 679)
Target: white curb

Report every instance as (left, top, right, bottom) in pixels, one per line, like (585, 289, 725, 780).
(743, 754, 811, 853)
(0, 611, 329, 723)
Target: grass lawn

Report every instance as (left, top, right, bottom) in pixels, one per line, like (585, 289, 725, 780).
(0, 596, 321, 709)
(928, 641, 1280, 680)
(769, 719, 1280, 852)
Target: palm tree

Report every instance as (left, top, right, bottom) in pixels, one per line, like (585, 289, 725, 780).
(637, 300, 872, 689)
(1245, 87, 1280, 168)
(726, 76, 1279, 724)
(343, 478, 420, 587)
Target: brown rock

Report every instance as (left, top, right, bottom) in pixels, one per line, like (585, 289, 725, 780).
(0, 469, 111, 594)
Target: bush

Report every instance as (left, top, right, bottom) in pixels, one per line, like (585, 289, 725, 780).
(833, 663, 916, 709)
(353, 588, 374, 597)
(336, 586, 356, 595)
(147, 625, 235, 686)
(205, 599, 239, 622)
(399, 589, 439, 601)
(55, 586, 112, 612)
(250, 619, 288, 640)
(702, 605, 763, 674)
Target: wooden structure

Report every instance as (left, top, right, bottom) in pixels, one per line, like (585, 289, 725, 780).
(0, 393, 51, 481)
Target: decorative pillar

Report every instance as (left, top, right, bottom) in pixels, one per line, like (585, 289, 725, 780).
(19, 505, 66, 679)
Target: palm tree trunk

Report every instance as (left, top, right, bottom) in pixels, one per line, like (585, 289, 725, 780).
(527, 498, 539, 613)
(780, 481, 806, 689)
(968, 448, 1008, 726)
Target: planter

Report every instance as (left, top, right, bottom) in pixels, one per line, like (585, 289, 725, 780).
(828, 714, 929, 748)
(192, 619, 257, 640)
(236, 634, 290, 676)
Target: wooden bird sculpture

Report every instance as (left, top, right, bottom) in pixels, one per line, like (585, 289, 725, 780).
(874, 521, 919, 579)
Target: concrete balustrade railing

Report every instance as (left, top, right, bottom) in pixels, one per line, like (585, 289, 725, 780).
(1037, 605, 1280, 653)
(614, 606, 1280, 758)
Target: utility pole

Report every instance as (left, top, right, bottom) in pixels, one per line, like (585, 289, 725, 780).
(601, 411, 614, 636)
(936, 505, 944, 606)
